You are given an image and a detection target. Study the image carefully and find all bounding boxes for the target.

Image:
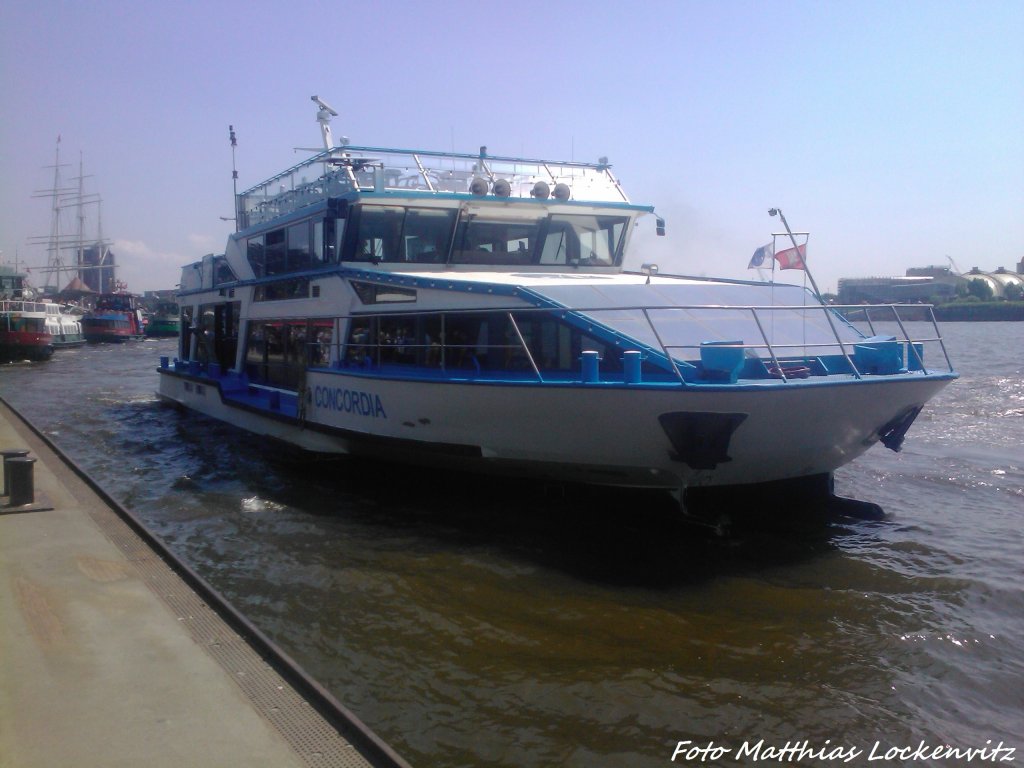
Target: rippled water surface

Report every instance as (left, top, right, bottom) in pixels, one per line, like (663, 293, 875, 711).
(2, 323, 1021, 766)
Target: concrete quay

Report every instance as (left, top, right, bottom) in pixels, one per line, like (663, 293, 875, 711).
(0, 397, 410, 768)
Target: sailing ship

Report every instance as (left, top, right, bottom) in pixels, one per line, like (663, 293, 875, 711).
(30, 139, 118, 303)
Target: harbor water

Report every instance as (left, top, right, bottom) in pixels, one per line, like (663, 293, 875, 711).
(2, 322, 1021, 766)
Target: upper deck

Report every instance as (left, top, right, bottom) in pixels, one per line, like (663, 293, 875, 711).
(237, 145, 634, 229)
(0, 300, 49, 317)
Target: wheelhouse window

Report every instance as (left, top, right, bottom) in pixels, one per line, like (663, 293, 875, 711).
(451, 215, 543, 265)
(352, 206, 404, 262)
(404, 208, 456, 263)
(540, 214, 627, 266)
(345, 206, 456, 264)
(338, 205, 630, 267)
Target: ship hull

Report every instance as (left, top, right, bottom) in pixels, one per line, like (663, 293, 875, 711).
(0, 331, 54, 362)
(157, 366, 953, 494)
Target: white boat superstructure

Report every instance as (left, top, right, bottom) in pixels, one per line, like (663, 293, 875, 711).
(43, 301, 85, 348)
(158, 98, 957, 516)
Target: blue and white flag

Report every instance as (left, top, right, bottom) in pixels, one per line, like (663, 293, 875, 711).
(748, 242, 774, 269)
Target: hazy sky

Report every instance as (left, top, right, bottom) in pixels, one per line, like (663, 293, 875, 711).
(2, 0, 1021, 293)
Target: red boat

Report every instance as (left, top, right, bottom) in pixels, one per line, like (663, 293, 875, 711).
(1, 299, 54, 362)
(81, 292, 146, 343)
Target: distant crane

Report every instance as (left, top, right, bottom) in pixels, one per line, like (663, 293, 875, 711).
(946, 255, 963, 276)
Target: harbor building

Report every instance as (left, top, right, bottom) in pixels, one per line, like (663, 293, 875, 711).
(961, 266, 1024, 299)
(837, 266, 960, 304)
(78, 244, 117, 294)
(838, 261, 1024, 304)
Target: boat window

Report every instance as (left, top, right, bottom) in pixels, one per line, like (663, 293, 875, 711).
(214, 256, 237, 285)
(350, 281, 417, 304)
(309, 321, 333, 367)
(264, 324, 287, 384)
(511, 311, 625, 373)
(264, 229, 287, 276)
(96, 295, 135, 311)
(343, 312, 519, 370)
(352, 206, 404, 262)
(313, 221, 324, 265)
(313, 220, 333, 266)
(247, 217, 337, 275)
(450, 215, 544, 264)
(245, 322, 266, 374)
(345, 206, 456, 264)
(247, 235, 265, 278)
(540, 215, 628, 266)
(245, 319, 332, 388)
(194, 306, 217, 364)
(193, 301, 240, 368)
(330, 219, 344, 264)
(254, 277, 310, 301)
(10, 317, 46, 333)
(180, 306, 194, 360)
(403, 208, 456, 263)
(338, 310, 626, 376)
(288, 221, 312, 271)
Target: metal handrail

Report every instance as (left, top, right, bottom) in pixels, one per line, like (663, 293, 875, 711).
(324, 301, 953, 383)
(749, 308, 788, 381)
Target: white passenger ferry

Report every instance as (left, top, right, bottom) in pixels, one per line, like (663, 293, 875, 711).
(44, 301, 85, 348)
(158, 98, 957, 516)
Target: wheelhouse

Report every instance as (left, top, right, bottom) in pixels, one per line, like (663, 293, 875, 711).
(175, 142, 656, 387)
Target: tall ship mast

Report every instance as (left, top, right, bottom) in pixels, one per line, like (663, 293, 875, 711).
(29, 138, 116, 295)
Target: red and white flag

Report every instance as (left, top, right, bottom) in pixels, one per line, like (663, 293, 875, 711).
(774, 244, 806, 270)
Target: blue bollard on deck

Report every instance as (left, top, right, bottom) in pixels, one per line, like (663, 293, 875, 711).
(906, 342, 925, 371)
(581, 351, 600, 383)
(623, 350, 642, 384)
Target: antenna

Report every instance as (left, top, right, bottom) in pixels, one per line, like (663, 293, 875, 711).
(311, 95, 338, 151)
(229, 125, 239, 231)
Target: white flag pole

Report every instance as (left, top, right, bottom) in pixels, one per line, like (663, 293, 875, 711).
(769, 207, 824, 301)
(769, 208, 858, 376)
